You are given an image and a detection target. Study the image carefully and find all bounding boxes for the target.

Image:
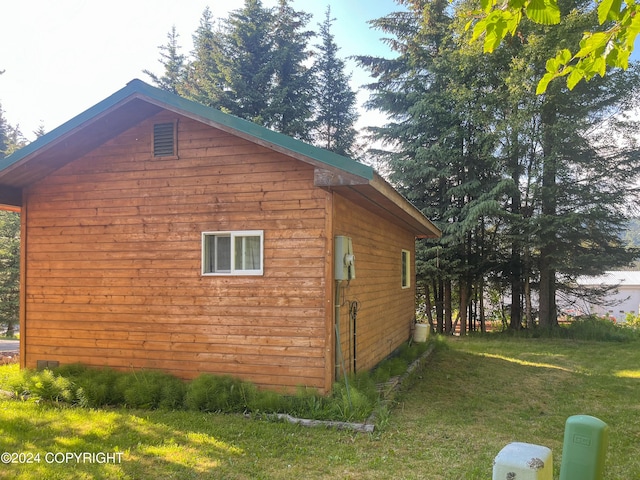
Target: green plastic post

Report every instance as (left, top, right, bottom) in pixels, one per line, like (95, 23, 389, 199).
(559, 415, 608, 480)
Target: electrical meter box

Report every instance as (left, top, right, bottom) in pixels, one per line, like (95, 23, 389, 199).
(335, 236, 355, 281)
(559, 415, 608, 480)
(493, 442, 553, 480)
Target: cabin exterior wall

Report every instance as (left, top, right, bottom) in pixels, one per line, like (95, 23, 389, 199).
(332, 194, 416, 374)
(22, 111, 332, 392)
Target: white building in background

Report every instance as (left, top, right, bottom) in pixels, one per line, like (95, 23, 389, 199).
(571, 271, 640, 323)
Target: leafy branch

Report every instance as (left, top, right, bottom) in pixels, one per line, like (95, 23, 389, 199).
(465, 0, 640, 93)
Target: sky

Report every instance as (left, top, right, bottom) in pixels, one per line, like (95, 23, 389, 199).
(1, 1, 638, 142)
(0, 0, 398, 140)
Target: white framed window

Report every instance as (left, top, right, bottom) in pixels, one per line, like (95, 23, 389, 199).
(202, 231, 264, 275)
(401, 250, 411, 289)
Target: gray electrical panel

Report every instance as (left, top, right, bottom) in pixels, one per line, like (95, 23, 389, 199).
(335, 236, 355, 281)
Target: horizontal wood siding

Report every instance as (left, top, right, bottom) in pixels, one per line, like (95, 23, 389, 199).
(24, 111, 330, 392)
(333, 194, 416, 374)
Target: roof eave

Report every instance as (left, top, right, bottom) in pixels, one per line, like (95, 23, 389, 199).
(369, 173, 441, 238)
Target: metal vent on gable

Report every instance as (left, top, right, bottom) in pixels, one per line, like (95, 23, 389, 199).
(153, 122, 176, 157)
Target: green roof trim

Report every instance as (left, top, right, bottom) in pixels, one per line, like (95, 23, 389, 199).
(0, 79, 374, 181)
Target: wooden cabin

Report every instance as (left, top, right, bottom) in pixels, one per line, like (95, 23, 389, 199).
(0, 79, 440, 394)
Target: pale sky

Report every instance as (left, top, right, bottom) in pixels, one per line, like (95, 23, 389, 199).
(0, 0, 399, 140)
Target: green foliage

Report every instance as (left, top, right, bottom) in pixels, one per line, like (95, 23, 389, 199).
(3, 341, 433, 425)
(146, 1, 361, 150)
(142, 26, 185, 94)
(10, 368, 75, 403)
(565, 315, 640, 341)
(184, 374, 257, 413)
(363, 0, 640, 330)
(498, 315, 640, 341)
(117, 370, 187, 409)
(312, 7, 359, 156)
(465, 0, 640, 92)
(147, 0, 317, 141)
(74, 368, 127, 407)
(624, 311, 640, 327)
(0, 211, 20, 335)
(2, 338, 640, 478)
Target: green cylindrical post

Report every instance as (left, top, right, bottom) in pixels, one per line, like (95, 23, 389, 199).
(559, 415, 608, 480)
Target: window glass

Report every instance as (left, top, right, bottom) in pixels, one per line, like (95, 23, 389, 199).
(216, 235, 231, 272)
(401, 250, 410, 288)
(235, 235, 261, 270)
(202, 231, 263, 275)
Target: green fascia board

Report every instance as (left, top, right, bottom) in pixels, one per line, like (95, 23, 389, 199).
(0, 79, 374, 181)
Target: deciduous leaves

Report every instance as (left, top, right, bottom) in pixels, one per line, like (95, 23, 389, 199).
(465, 0, 640, 93)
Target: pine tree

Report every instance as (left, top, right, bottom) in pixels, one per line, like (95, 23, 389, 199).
(498, 0, 640, 327)
(0, 104, 8, 159)
(267, 0, 315, 141)
(180, 7, 227, 109)
(218, 0, 275, 124)
(312, 7, 359, 156)
(0, 211, 19, 337)
(0, 100, 21, 337)
(361, 0, 640, 330)
(143, 25, 185, 94)
(358, 0, 505, 334)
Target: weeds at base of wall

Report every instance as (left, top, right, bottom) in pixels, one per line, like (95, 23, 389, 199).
(1, 340, 436, 428)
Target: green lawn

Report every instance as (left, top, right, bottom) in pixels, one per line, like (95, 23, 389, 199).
(1, 335, 639, 479)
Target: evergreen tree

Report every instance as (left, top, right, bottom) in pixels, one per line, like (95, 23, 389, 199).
(33, 123, 46, 138)
(143, 25, 186, 94)
(498, 0, 640, 327)
(358, 0, 505, 334)
(313, 7, 359, 156)
(361, 0, 640, 330)
(180, 7, 227, 109)
(218, 0, 275, 124)
(267, 0, 315, 140)
(147, 2, 319, 140)
(0, 211, 19, 337)
(0, 104, 8, 159)
(0, 100, 21, 337)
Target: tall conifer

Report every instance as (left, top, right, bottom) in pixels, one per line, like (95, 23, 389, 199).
(267, 0, 315, 140)
(143, 25, 185, 94)
(312, 7, 359, 156)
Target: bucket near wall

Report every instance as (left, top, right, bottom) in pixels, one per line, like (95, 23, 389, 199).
(413, 323, 430, 343)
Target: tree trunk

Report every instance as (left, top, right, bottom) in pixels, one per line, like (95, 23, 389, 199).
(434, 279, 444, 333)
(424, 283, 435, 331)
(444, 279, 452, 334)
(539, 258, 557, 328)
(510, 251, 522, 330)
(459, 278, 468, 336)
(524, 258, 533, 329)
(538, 99, 559, 329)
(479, 277, 486, 333)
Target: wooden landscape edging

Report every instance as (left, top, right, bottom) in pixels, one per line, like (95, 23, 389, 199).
(269, 341, 436, 433)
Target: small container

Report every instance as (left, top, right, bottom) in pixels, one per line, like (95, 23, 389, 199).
(559, 415, 608, 480)
(493, 442, 553, 480)
(413, 323, 430, 343)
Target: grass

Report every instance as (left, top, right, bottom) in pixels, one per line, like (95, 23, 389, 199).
(0, 334, 639, 479)
(1, 341, 432, 424)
